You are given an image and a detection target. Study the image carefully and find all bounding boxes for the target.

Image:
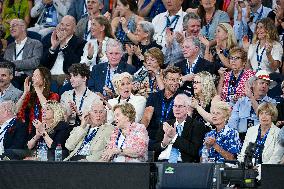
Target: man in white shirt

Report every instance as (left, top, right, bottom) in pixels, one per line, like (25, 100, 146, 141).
(64, 101, 114, 161)
(152, 0, 186, 49)
(234, 0, 272, 43)
(152, 94, 206, 163)
(61, 63, 100, 127)
(4, 19, 43, 89)
(41, 15, 86, 87)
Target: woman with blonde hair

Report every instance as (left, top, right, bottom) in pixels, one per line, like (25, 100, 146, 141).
(190, 71, 221, 125)
(204, 22, 237, 69)
(247, 18, 283, 73)
(26, 100, 71, 159)
(107, 72, 146, 123)
(200, 101, 241, 162)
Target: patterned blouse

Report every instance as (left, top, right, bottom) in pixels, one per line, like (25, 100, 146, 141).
(201, 125, 242, 162)
(106, 123, 149, 162)
(17, 92, 60, 135)
(221, 69, 255, 105)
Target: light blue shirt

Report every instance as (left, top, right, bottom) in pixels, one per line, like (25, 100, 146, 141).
(228, 95, 276, 133)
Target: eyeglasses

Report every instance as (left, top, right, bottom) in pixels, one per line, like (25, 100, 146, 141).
(229, 56, 242, 61)
(173, 104, 187, 108)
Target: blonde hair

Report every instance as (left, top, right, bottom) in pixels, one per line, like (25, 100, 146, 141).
(253, 18, 279, 44)
(217, 23, 237, 49)
(45, 100, 65, 126)
(195, 71, 217, 107)
(257, 102, 278, 122)
(211, 101, 231, 121)
(111, 72, 133, 95)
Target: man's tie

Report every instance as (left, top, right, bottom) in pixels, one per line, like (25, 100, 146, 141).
(168, 124, 183, 163)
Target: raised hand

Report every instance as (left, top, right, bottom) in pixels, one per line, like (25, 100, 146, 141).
(51, 30, 60, 49)
(87, 42, 94, 58)
(23, 77, 31, 94)
(218, 67, 227, 78)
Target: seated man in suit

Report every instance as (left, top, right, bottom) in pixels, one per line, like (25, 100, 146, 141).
(64, 101, 114, 161)
(0, 101, 27, 160)
(41, 15, 86, 88)
(0, 61, 23, 103)
(4, 19, 43, 89)
(175, 37, 214, 96)
(88, 39, 135, 99)
(153, 94, 207, 163)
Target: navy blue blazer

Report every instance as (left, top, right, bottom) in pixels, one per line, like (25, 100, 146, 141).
(175, 57, 215, 97)
(2, 119, 27, 159)
(41, 34, 86, 74)
(174, 57, 215, 76)
(88, 61, 136, 93)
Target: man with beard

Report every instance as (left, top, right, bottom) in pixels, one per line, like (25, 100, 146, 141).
(0, 62, 23, 103)
(141, 66, 181, 150)
(61, 63, 100, 127)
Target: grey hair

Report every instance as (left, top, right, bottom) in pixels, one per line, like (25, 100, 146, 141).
(183, 12, 201, 29)
(106, 38, 124, 54)
(138, 21, 155, 41)
(184, 36, 201, 53)
(0, 61, 14, 76)
(1, 100, 17, 115)
(174, 94, 191, 107)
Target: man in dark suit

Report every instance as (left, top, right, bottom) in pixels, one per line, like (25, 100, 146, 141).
(153, 94, 207, 163)
(0, 101, 27, 160)
(88, 39, 135, 98)
(41, 15, 86, 88)
(175, 37, 215, 96)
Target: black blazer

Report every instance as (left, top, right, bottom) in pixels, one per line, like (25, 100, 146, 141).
(88, 61, 136, 93)
(2, 119, 28, 159)
(153, 116, 207, 163)
(40, 34, 86, 74)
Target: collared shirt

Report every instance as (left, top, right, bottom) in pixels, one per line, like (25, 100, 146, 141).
(84, 19, 92, 41)
(0, 84, 12, 98)
(0, 117, 14, 155)
(14, 37, 28, 61)
(107, 94, 146, 123)
(233, 5, 271, 42)
(186, 56, 199, 74)
(77, 126, 98, 156)
(201, 125, 241, 163)
(152, 8, 186, 48)
(50, 35, 74, 75)
(158, 119, 185, 162)
(228, 95, 276, 133)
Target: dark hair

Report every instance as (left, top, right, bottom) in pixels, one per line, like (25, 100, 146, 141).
(163, 66, 181, 78)
(28, 67, 52, 109)
(7, 0, 14, 7)
(68, 63, 90, 80)
(93, 15, 114, 38)
(0, 61, 15, 75)
(118, 0, 138, 13)
(197, 3, 218, 26)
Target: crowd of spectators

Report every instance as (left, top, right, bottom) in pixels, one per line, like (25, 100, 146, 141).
(0, 0, 283, 167)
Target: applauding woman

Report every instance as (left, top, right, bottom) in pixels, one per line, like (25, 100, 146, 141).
(248, 18, 283, 73)
(101, 103, 148, 162)
(17, 67, 60, 139)
(201, 101, 241, 162)
(27, 101, 70, 159)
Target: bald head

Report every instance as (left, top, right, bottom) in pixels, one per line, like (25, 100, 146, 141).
(58, 15, 76, 39)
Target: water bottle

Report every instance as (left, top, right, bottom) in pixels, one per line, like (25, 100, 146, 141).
(201, 147, 209, 163)
(37, 142, 48, 161)
(55, 144, 62, 161)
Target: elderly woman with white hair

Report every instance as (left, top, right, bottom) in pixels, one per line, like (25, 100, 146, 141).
(200, 101, 241, 163)
(238, 102, 284, 164)
(107, 72, 146, 123)
(126, 20, 162, 70)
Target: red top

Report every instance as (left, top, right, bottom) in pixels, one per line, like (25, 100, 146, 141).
(17, 92, 60, 134)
